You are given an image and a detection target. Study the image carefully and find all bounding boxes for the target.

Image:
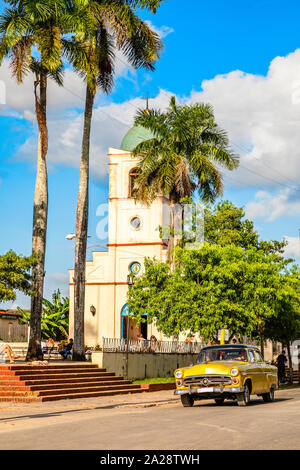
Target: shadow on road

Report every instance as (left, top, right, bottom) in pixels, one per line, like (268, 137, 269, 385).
(193, 397, 292, 407)
(0, 398, 180, 423)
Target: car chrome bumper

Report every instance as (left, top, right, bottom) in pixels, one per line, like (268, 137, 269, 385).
(174, 386, 245, 395)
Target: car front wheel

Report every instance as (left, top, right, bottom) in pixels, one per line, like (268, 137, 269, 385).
(262, 387, 275, 403)
(237, 383, 251, 406)
(181, 394, 194, 407)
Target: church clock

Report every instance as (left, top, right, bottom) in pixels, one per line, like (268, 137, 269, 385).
(130, 216, 142, 230)
(129, 262, 141, 275)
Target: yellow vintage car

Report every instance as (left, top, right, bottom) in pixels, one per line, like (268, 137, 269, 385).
(174, 344, 278, 407)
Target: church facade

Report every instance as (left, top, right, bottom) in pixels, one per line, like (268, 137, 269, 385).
(69, 125, 171, 346)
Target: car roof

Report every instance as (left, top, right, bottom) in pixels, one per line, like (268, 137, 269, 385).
(200, 344, 258, 350)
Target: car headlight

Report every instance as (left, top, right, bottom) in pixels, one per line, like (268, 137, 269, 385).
(230, 368, 239, 376)
(175, 370, 183, 379)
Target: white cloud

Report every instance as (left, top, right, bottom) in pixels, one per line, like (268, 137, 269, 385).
(283, 236, 300, 259)
(0, 62, 85, 117)
(189, 49, 300, 189)
(46, 47, 300, 187)
(17, 89, 174, 180)
(5, 47, 300, 190)
(145, 21, 174, 39)
(245, 188, 300, 221)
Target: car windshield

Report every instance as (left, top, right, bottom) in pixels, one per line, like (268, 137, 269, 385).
(196, 348, 248, 363)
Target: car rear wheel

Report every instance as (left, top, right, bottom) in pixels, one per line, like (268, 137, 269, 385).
(262, 387, 275, 403)
(237, 383, 251, 406)
(181, 394, 194, 407)
(214, 398, 225, 405)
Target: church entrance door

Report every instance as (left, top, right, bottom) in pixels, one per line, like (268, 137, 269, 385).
(121, 304, 147, 340)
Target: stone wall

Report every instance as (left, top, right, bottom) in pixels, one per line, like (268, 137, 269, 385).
(91, 351, 198, 380)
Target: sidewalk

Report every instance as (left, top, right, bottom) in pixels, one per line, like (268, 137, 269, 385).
(0, 389, 180, 418)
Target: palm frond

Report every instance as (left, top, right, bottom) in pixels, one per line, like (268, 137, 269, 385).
(9, 34, 33, 82)
(95, 22, 115, 93)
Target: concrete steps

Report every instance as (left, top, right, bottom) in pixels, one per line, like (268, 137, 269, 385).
(0, 380, 132, 392)
(1, 372, 116, 381)
(1, 375, 127, 386)
(0, 363, 144, 402)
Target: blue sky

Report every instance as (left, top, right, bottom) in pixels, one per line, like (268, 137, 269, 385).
(1, 0, 300, 307)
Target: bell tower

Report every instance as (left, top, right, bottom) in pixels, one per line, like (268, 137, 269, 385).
(69, 127, 170, 344)
(107, 146, 169, 247)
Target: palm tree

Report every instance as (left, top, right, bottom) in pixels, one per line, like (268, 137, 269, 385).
(0, 0, 88, 360)
(132, 96, 239, 258)
(64, 0, 163, 360)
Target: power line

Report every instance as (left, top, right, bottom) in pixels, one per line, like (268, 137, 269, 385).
(232, 141, 300, 191)
(63, 84, 133, 131)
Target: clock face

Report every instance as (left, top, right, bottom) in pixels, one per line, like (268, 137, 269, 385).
(130, 216, 142, 230)
(129, 262, 141, 275)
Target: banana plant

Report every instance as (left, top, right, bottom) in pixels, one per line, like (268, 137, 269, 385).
(18, 290, 69, 340)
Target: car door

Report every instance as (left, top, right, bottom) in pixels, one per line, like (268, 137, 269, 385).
(253, 350, 267, 393)
(247, 349, 262, 393)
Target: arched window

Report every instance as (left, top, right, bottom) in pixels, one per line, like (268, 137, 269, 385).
(128, 168, 139, 198)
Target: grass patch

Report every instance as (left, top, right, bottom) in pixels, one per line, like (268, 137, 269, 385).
(133, 377, 175, 384)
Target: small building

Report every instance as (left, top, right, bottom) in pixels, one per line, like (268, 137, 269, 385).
(0, 309, 28, 342)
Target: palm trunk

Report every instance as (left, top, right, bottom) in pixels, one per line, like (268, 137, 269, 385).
(26, 72, 48, 361)
(73, 86, 95, 361)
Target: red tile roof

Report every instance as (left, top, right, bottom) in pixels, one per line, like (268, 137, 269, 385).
(0, 309, 24, 317)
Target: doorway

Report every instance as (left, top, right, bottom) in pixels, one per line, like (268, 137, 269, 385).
(121, 304, 147, 339)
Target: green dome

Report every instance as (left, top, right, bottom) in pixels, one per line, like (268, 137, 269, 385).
(120, 125, 155, 151)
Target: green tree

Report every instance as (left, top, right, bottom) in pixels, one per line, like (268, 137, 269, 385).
(18, 289, 70, 340)
(131, 97, 239, 258)
(265, 268, 300, 382)
(185, 199, 289, 256)
(0, 0, 88, 360)
(203, 200, 259, 249)
(128, 244, 290, 350)
(64, 0, 163, 360)
(0, 250, 36, 302)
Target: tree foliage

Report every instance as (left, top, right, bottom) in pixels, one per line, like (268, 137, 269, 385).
(127, 201, 300, 346)
(0, 250, 36, 302)
(63, 0, 163, 94)
(132, 97, 239, 205)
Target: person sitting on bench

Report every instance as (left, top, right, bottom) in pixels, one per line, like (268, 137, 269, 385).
(58, 339, 73, 360)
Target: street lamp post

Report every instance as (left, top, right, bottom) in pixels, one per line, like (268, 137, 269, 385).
(125, 274, 134, 380)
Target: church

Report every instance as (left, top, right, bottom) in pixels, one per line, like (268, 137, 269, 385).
(69, 123, 172, 346)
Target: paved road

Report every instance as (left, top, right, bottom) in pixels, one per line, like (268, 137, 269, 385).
(0, 387, 300, 450)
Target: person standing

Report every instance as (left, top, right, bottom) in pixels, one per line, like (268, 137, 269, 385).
(276, 350, 288, 384)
